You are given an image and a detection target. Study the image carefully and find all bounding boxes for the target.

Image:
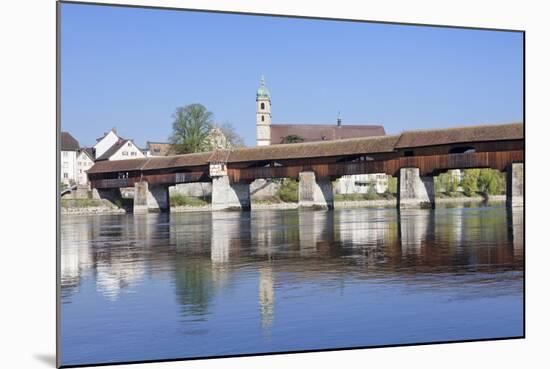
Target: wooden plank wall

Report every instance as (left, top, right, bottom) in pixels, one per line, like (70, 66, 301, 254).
(228, 150, 524, 183)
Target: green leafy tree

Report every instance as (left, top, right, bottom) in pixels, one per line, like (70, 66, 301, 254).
(435, 171, 460, 195)
(386, 176, 397, 195)
(478, 168, 505, 195)
(281, 135, 305, 144)
(449, 175, 459, 193)
(461, 169, 480, 197)
(277, 179, 299, 202)
(169, 104, 214, 154)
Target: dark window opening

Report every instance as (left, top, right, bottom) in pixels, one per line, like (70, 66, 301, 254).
(450, 146, 476, 154)
(261, 115, 265, 122)
(261, 102, 265, 110)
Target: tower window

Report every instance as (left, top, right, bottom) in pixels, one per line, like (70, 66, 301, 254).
(261, 116, 265, 122)
(261, 102, 265, 110)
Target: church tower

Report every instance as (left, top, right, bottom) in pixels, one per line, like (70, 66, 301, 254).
(256, 76, 272, 146)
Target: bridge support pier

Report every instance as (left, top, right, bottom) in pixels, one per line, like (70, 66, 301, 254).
(134, 182, 170, 213)
(211, 176, 251, 211)
(298, 171, 334, 209)
(506, 163, 524, 207)
(92, 188, 122, 206)
(397, 167, 435, 209)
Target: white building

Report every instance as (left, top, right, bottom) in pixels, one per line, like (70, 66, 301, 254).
(60, 132, 79, 186)
(94, 128, 145, 161)
(143, 141, 174, 157)
(76, 148, 95, 185)
(207, 127, 230, 149)
(335, 173, 389, 195)
(94, 129, 120, 158)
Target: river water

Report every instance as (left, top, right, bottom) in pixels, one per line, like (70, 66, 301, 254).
(60, 205, 524, 366)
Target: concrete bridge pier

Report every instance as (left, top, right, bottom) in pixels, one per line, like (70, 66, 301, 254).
(397, 167, 435, 209)
(298, 171, 334, 209)
(506, 163, 524, 207)
(134, 181, 170, 213)
(211, 176, 251, 211)
(92, 187, 122, 206)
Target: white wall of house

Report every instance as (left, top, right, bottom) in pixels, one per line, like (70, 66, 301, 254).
(61, 150, 78, 185)
(94, 130, 119, 158)
(76, 152, 94, 185)
(335, 174, 389, 194)
(109, 141, 145, 161)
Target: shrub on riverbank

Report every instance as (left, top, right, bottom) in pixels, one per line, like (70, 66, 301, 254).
(386, 176, 397, 196)
(433, 168, 505, 198)
(277, 179, 299, 202)
(170, 194, 210, 207)
(462, 168, 505, 197)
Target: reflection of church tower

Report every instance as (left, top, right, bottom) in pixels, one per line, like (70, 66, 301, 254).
(259, 265, 274, 329)
(256, 76, 272, 146)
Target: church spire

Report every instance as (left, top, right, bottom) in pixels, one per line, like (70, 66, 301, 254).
(256, 75, 270, 99)
(256, 75, 272, 146)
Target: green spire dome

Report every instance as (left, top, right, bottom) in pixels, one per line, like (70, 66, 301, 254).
(256, 75, 270, 99)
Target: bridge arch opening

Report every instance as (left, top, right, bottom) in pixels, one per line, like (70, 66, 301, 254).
(450, 146, 476, 154)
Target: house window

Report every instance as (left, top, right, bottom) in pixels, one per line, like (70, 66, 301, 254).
(131, 152, 136, 156)
(63, 173, 68, 178)
(261, 102, 265, 110)
(127, 142, 131, 147)
(122, 151, 128, 156)
(63, 162, 68, 168)
(79, 169, 82, 173)
(62, 152, 68, 157)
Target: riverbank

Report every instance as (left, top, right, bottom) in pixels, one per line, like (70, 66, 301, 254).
(61, 198, 126, 215)
(60, 194, 507, 215)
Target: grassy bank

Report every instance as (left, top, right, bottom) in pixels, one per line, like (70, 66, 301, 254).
(170, 194, 210, 207)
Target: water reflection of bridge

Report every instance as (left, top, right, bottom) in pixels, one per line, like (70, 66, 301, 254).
(61, 207, 523, 328)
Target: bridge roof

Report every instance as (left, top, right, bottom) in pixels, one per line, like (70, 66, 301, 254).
(86, 122, 524, 174)
(87, 152, 211, 174)
(225, 135, 400, 163)
(395, 122, 523, 148)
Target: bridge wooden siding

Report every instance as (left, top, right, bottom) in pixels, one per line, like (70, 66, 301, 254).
(90, 171, 208, 190)
(227, 150, 524, 183)
(87, 123, 524, 189)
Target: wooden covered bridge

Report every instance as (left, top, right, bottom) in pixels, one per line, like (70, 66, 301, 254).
(87, 122, 524, 212)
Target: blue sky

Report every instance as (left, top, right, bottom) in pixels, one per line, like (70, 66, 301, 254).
(61, 3, 523, 148)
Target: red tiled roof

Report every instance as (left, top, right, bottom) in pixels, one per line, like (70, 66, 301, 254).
(61, 132, 80, 151)
(270, 124, 385, 144)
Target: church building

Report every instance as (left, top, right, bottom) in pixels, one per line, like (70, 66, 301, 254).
(255, 77, 389, 194)
(255, 76, 385, 146)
